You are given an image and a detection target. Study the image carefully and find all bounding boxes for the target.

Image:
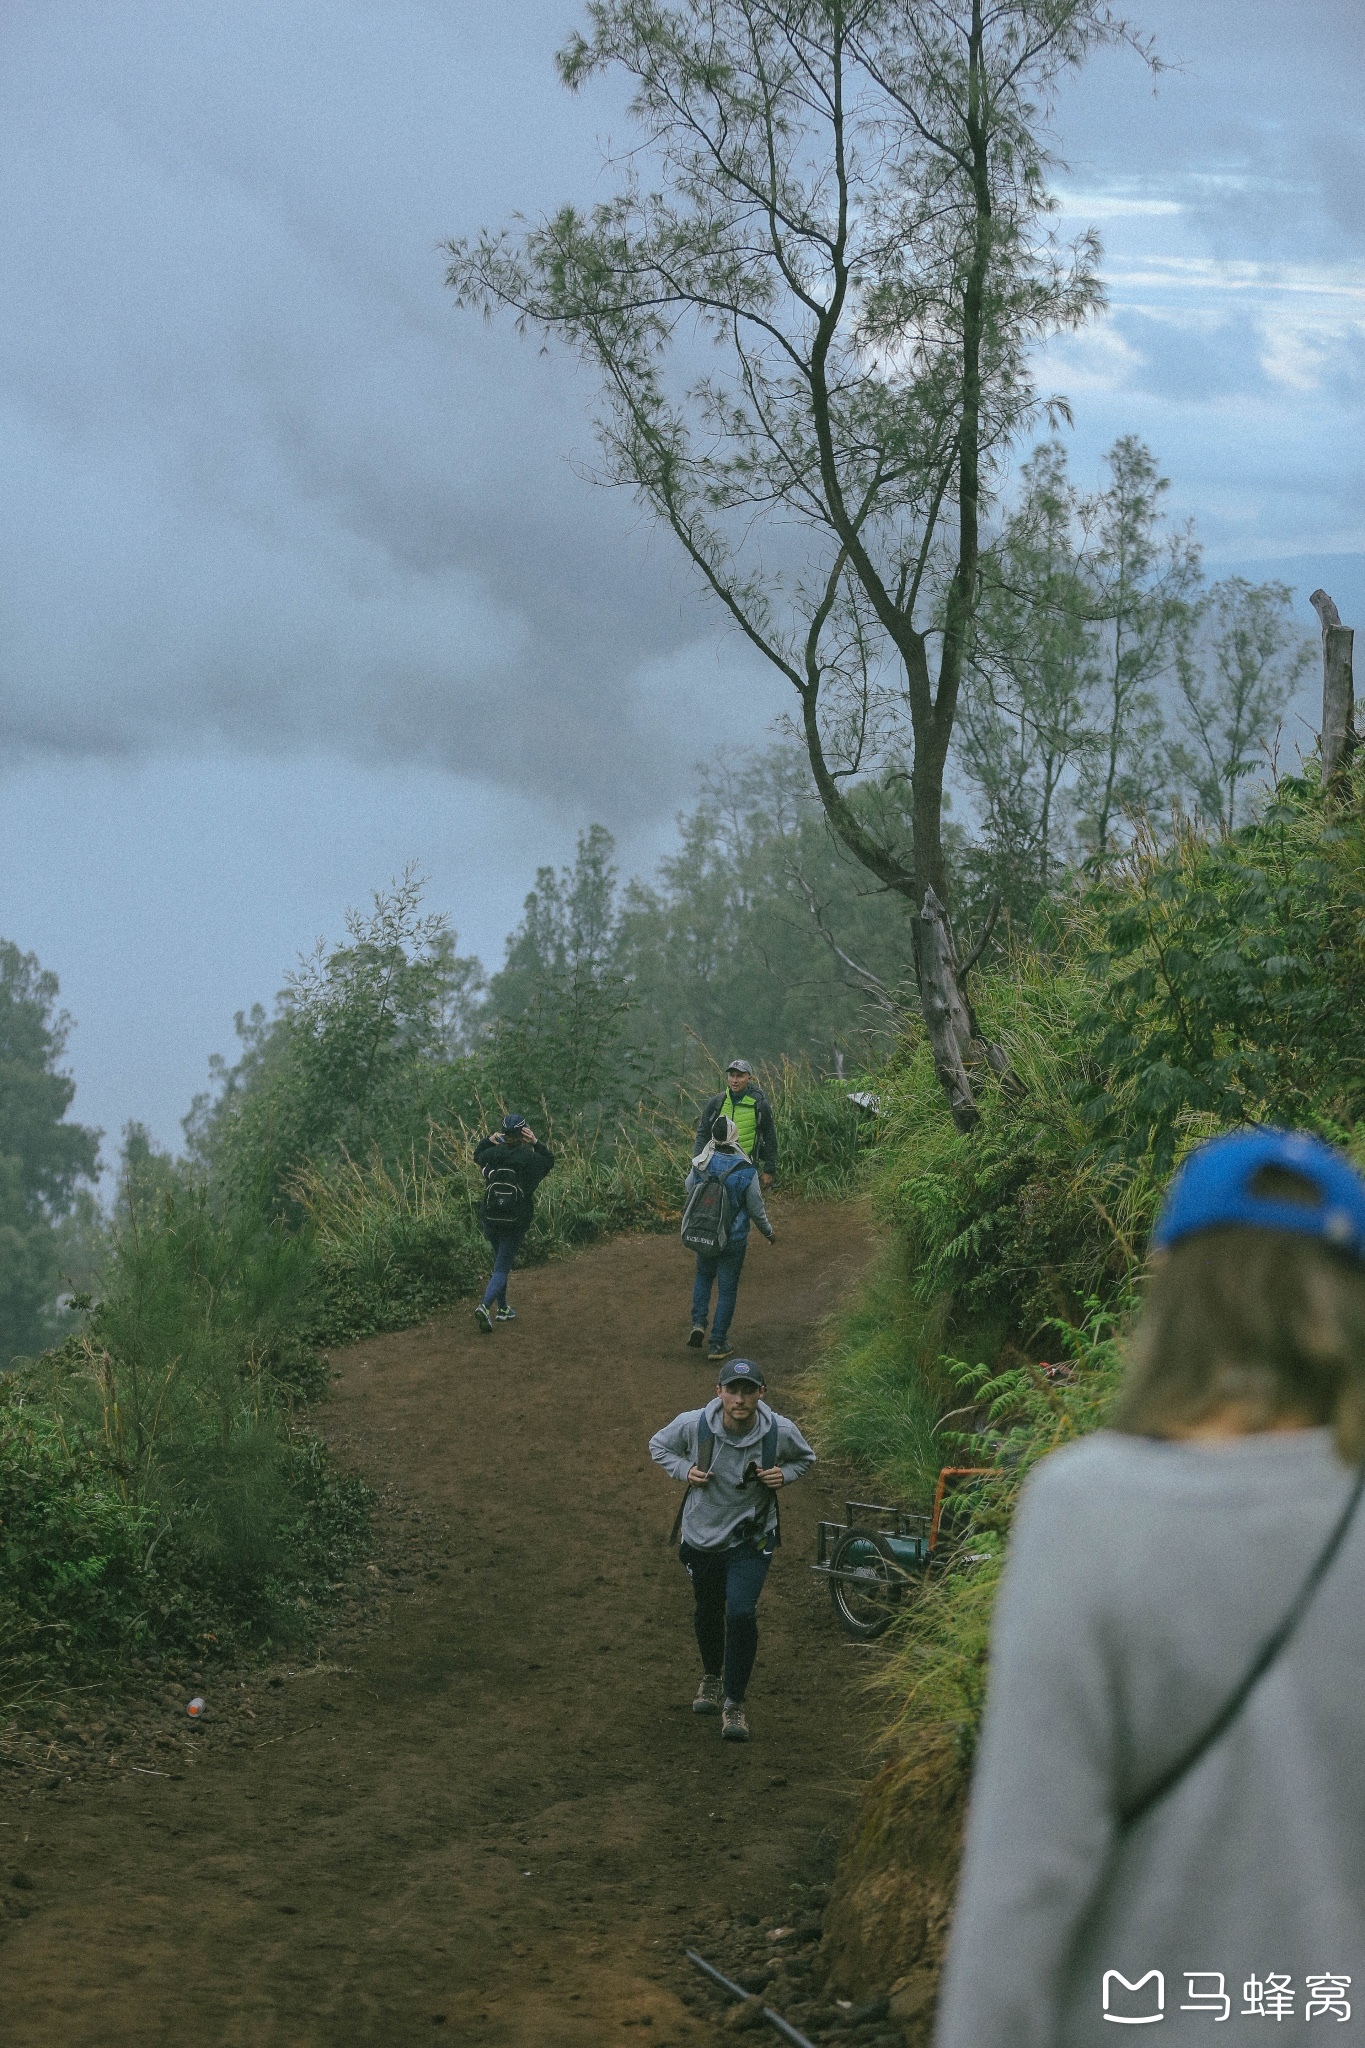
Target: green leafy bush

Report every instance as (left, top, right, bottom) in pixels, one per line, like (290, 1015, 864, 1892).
(0, 1191, 370, 1706)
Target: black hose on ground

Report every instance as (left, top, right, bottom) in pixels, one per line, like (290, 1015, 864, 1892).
(684, 1948, 820, 2048)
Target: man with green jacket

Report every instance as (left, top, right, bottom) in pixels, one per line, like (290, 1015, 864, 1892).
(694, 1059, 776, 1185)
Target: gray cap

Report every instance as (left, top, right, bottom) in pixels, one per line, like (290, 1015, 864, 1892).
(725, 1058, 754, 1076)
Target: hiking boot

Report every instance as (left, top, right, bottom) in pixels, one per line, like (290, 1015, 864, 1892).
(474, 1303, 493, 1334)
(692, 1673, 723, 1716)
(494, 1306, 517, 1322)
(687, 1326, 706, 1349)
(721, 1699, 750, 1742)
(708, 1344, 732, 1362)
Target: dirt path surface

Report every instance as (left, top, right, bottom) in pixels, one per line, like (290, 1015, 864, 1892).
(0, 1201, 878, 2045)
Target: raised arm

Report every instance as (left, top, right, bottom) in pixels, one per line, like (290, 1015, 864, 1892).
(649, 1411, 699, 1484)
(773, 1415, 814, 1485)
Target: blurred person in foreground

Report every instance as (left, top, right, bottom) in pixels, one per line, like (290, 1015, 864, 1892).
(936, 1128, 1365, 2048)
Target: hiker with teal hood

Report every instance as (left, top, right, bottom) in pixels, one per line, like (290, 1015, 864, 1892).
(936, 1128, 1365, 2048)
(681, 1114, 775, 1361)
(649, 1358, 815, 1743)
(472, 1114, 555, 1333)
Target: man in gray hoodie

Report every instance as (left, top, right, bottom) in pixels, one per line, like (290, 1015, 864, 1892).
(649, 1359, 815, 1742)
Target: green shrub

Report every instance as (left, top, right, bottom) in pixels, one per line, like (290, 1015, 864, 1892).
(0, 1191, 370, 1705)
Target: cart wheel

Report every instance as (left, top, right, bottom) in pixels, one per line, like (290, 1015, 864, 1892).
(828, 1528, 914, 1639)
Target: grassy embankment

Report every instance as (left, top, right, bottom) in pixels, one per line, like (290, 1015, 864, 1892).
(814, 765, 1365, 2003)
(0, 1060, 864, 1718)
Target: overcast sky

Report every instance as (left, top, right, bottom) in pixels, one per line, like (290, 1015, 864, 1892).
(2, 0, 1363, 1160)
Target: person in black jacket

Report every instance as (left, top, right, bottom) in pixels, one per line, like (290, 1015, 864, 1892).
(472, 1113, 555, 1333)
(693, 1060, 776, 1185)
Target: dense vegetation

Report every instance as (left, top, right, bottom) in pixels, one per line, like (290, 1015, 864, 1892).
(815, 755, 1365, 1831)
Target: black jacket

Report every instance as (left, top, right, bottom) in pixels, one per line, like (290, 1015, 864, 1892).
(694, 1086, 777, 1178)
(473, 1135, 556, 1229)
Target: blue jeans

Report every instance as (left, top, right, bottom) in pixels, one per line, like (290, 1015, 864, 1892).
(481, 1224, 527, 1310)
(691, 1238, 747, 1346)
(681, 1539, 773, 1702)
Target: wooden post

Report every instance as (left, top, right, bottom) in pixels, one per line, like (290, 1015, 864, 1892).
(1310, 588, 1355, 782)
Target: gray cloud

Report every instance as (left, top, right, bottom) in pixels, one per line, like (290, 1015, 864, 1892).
(0, 0, 785, 821)
(0, 0, 1361, 829)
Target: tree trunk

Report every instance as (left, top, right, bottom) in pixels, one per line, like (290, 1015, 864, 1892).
(1311, 589, 1355, 785)
(916, 887, 1009, 1133)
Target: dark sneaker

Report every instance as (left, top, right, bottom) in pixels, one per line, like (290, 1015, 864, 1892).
(687, 1326, 706, 1349)
(708, 1345, 732, 1363)
(692, 1674, 723, 1716)
(721, 1699, 750, 1742)
(494, 1306, 516, 1322)
(474, 1303, 493, 1334)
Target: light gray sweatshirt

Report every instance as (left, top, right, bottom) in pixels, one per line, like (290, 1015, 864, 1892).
(935, 1427, 1365, 2048)
(649, 1398, 815, 1549)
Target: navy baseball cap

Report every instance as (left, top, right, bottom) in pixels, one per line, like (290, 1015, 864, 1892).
(1151, 1128, 1365, 1265)
(502, 1112, 527, 1133)
(717, 1358, 766, 1388)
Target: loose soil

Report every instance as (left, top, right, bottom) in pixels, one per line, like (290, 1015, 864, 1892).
(0, 1201, 884, 2045)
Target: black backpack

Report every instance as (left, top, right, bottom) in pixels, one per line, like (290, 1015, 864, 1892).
(482, 1152, 528, 1229)
(681, 1157, 744, 1254)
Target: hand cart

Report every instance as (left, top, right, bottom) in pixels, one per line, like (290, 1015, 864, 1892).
(811, 1467, 993, 1638)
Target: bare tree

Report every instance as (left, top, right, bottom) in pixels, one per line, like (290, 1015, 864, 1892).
(1177, 578, 1312, 832)
(447, 0, 1151, 1127)
(1077, 435, 1200, 860)
(960, 438, 1097, 915)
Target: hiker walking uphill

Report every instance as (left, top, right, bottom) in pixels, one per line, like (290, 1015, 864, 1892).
(682, 1116, 774, 1361)
(649, 1358, 815, 1744)
(472, 1114, 555, 1334)
(695, 1060, 776, 1187)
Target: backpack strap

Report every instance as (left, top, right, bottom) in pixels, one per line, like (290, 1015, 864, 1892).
(762, 1416, 782, 1551)
(667, 1409, 714, 1547)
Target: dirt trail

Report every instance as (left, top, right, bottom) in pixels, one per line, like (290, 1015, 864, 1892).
(0, 1201, 878, 2045)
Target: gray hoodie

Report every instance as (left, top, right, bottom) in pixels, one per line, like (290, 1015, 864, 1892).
(935, 1427, 1365, 2048)
(649, 1397, 815, 1550)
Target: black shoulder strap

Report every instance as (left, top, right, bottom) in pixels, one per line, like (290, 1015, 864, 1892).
(1119, 1461, 1365, 1832)
(763, 1416, 782, 1550)
(667, 1411, 714, 1547)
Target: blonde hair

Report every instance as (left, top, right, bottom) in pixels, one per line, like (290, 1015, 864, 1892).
(1114, 1226, 1365, 1460)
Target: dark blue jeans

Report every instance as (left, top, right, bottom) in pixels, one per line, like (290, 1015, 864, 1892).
(691, 1238, 747, 1346)
(481, 1224, 527, 1310)
(681, 1539, 773, 1702)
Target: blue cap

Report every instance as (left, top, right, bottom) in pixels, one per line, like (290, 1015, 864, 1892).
(1152, 1128, 1365, 1264)
(717, 1358, 766, 1388)
(502, 1112, 527, 1133)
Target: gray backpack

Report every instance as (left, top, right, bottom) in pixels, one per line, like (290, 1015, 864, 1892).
(680, 1157, 743, 1254)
